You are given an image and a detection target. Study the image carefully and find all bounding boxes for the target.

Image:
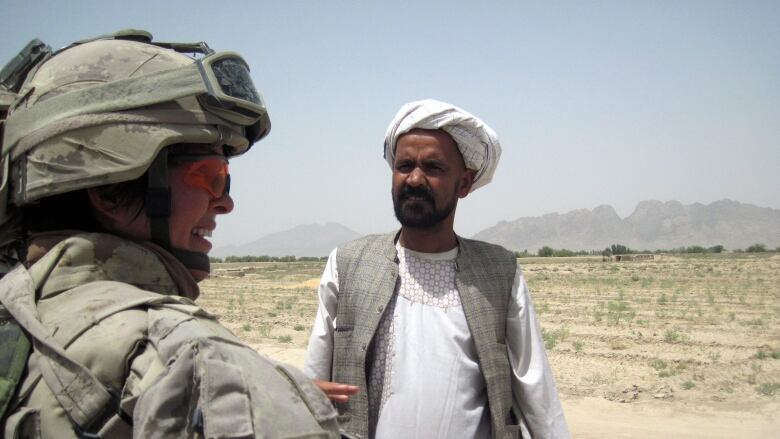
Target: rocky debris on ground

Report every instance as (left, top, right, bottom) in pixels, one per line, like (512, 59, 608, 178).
(621, 384, 643, 402)
(652, 383, 674, 400)
(604, 384, 644, 403)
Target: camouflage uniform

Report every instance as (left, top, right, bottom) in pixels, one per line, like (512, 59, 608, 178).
(0, 31, 340, 438)
(2, 231, 338, 438)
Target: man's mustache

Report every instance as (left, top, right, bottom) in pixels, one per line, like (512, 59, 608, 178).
(399, 185, 434, 203)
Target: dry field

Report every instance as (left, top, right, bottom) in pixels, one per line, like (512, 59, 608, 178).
(199, 253, 780, 438)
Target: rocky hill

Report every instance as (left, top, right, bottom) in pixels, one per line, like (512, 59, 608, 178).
(212, 222, 361, 257)
(472, 199, 780, 252)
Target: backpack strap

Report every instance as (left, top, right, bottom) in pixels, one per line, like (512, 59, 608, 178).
(0, 264, 115, 430)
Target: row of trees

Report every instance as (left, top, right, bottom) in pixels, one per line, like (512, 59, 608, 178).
(209, 255, 328, 263)
(213, 243, 777, 261)
(515, 243, 777, 258)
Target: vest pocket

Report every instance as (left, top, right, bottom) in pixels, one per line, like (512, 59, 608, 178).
(200, 358, 254, 438)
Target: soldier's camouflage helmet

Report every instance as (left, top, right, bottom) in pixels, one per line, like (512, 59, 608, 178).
(1, 30, 270, 206)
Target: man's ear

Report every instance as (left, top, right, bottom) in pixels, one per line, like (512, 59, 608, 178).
(457, 169, 477, 198)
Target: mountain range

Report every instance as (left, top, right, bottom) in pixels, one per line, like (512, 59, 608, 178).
(212, 222, 361, 257)
(474, 199, 780, 252)
(213, 200, 780, 256)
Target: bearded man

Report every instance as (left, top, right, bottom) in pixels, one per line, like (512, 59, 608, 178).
(304, 99, 569, 438)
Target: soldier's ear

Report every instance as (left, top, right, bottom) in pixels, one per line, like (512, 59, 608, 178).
(86, 188, 122, 222)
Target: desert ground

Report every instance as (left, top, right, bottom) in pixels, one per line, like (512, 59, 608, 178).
(200, 253, 780, 438)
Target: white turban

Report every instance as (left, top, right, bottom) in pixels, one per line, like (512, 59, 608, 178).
(383, 99, 502, 192)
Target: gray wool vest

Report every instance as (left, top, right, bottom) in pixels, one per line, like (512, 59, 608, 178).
(332, 232, 520, 439)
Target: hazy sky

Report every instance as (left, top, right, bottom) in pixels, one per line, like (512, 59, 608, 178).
(3, 1, 779, 248)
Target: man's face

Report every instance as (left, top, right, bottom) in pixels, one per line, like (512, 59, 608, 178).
(392, 129, 474, 229)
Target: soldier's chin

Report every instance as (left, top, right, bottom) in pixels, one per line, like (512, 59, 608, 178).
(190, 268, 209, 282)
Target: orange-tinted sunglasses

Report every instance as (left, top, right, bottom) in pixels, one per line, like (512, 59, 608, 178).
(170, 154, 230, 198)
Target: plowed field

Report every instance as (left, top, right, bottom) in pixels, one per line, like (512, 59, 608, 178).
(199, 253, 780, 438)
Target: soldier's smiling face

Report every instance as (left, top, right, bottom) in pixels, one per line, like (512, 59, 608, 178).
(93, 144, 233, 281)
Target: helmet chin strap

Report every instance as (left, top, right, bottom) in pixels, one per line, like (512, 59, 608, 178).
(146, 150, 210, 274)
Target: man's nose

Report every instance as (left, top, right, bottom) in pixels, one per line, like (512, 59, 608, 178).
(406, 167, 425, 186)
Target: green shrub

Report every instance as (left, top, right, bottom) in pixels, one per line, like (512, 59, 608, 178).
(257, 325, 271, 338)
(664, 328, 686, 343)
(758, 382, 780, 396)
(649, 358, 667, 370)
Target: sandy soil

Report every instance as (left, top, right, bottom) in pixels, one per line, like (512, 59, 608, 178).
(201, 254, 780, 438)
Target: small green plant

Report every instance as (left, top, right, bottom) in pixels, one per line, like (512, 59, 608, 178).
(658, 361, 687, 378)
(682, 380, 696, 390)
(657, 293, 668, 305)
(743, 318, 766, 327)
(257, 325, 271, 338)
(241, 323, 252, 332)
(542, 326, 569, 350)
(607, 301, 635, 325)
(277, 335, 293, 343)
(649, 358, 667, 371)
(664, 328, 686, 344)
(572, 341, 584, 352)
(757, 382, 780, 396)
(584, 372, 609, 385)
(293, 324, 306, 331)
(707, 291, 715, 305)
(268, 311, 278, 318)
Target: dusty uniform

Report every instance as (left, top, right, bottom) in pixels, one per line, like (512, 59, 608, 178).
(1, 232, 339, 438)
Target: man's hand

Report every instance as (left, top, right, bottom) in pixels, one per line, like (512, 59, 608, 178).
(313, 379, 360, 403)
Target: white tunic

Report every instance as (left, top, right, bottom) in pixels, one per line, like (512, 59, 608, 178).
(304, 243, 570, 439)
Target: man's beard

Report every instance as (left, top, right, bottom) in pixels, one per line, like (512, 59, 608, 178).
(392, 184, 457, 229)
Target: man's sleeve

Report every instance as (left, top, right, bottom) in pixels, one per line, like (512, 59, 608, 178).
(506, 267, 571, 438)
(303, 248, 340, 380)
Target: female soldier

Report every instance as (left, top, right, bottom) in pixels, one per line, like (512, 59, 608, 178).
(0, 30, 339, 438)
